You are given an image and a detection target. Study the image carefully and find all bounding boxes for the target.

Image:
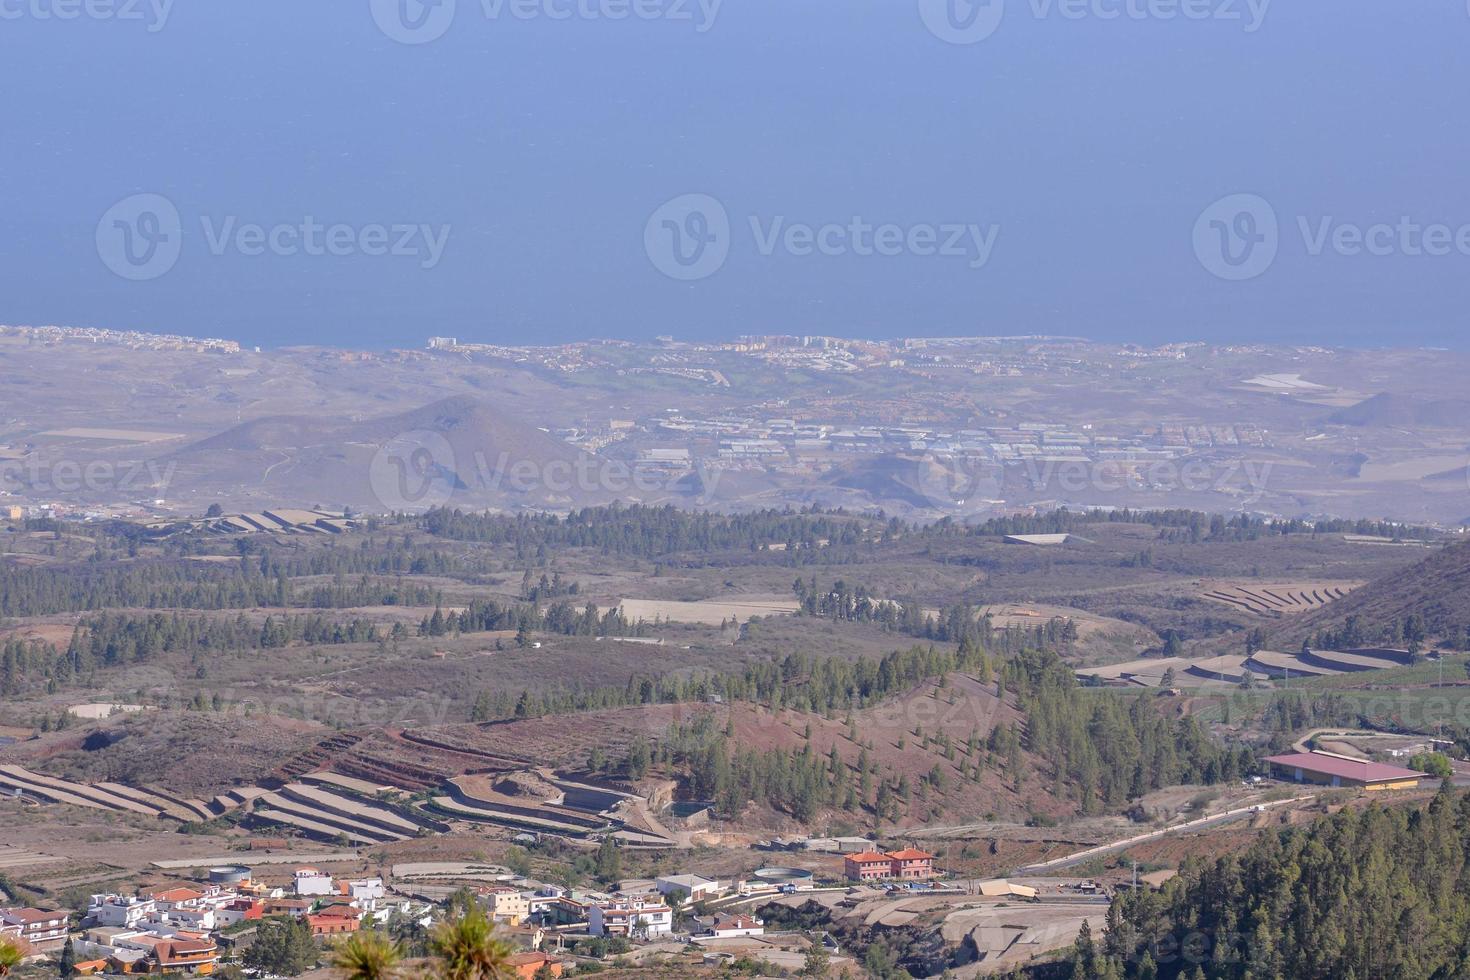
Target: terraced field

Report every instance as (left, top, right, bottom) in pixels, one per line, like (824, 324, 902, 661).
(247, 774, 445, 844)
(0, 764, 236, 821)
(1245, 646, 1412, 679)
(1200, 581, 1358, 617)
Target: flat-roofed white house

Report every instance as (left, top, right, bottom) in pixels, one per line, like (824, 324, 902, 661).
(655, 874, 720, 902)
(588, 900, 672, 939)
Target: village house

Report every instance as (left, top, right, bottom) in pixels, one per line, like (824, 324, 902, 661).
(506, 951, 564, 979)
(587, 899, 673, 939)
(149, 935, 221, 974)
(88, 895, 157, 930)
(339, 878, 386, 910)
(213, 898, 266, 928)
(530, 893, 590, 927)
(306, 906, 361, 937)
(479, 888, 531, 926)
(81, 929, 221, 975)
(293, 868, 335, 897)
(0, 907, 70, 948)
(708, 913, 764, 938)
(263, 899, 311, 919)
(655, 874, 721, 902)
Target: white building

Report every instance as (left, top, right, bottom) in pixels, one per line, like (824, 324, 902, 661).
(588, 900, 673, 939)
(655, 875, 720, 902)
(345, 878, 386, 908)
(709, 914, 764, 939)
(294, 868, 335, 897)
(88, 895, 157, 929)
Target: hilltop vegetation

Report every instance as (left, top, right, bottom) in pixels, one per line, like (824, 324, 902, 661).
(1081, 786, 1470, 980)
(1276, 538, 1470, 650)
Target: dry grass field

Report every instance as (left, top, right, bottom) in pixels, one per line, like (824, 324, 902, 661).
(617, 596, 800, 625)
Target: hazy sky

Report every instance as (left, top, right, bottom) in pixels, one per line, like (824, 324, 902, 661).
(2, 1, 1468, 350)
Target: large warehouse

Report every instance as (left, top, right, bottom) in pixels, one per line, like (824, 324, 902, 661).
(1264, 751, 1426, 791)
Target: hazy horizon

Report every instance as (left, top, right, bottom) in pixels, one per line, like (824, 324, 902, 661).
(3, 0, 1468, 351)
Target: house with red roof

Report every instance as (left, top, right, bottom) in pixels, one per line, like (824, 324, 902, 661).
(843, 851, 895, 882)
(886, 848, 936, 880)
(0, 907, 69, 948)
(843, 848, 937, 882)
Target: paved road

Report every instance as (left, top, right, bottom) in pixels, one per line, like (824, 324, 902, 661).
(1010, 796, 1309, 875)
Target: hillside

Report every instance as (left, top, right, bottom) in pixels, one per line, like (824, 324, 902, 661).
(1326, 392, 1470, 428)
(1272, 538, 1470, 649)
(156, 395, 609, 511)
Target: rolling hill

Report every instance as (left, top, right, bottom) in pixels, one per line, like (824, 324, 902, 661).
(154, 395, 618, 512)
(1327, 392, 1470, 428)
(1273, 538, 1470, 649)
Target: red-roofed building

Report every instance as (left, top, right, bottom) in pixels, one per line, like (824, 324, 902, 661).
(0, 907, 69, 947)
(1265, 751, 1425, 791)
(844, 852, 895, 881)
(507, 952, 564, 979)
(306, 908, 360, 937)
(152, 936, 220, 974)
(886, 848, 936, 880)
(709, 914, 764, 938)
(843, 849, 937, 882)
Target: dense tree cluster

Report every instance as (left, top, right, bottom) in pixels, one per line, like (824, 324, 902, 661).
(1005, 648, 1253, 813)
(1083, 787, 1470, 979)
(419, 503, 870, 557)
(418, 598, 640, 640)
(946, 509, 1437, 544)
(0, 558, 431, 617)
(793, 576, 1079, 650)
(0, 611, 387, 694)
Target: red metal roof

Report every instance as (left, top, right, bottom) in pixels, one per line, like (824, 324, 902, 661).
(1265, 752, 1424, 783)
